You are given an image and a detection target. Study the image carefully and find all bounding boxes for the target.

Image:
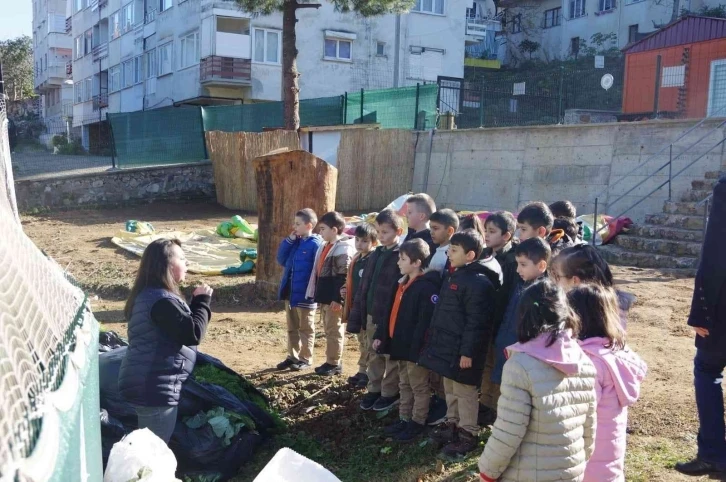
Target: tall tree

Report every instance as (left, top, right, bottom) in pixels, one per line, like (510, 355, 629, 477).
(0, 36, 34, 101)
(234, 0, 412, 130)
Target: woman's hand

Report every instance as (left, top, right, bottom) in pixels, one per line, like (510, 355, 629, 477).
(193, 284, 213, 297)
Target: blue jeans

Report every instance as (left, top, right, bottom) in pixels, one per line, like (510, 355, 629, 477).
(694, 349, 726, 469)
(135, 406, 178, 444)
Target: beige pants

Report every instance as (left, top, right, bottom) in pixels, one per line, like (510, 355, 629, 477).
(398, 361, 431, 425)
(321, 304, 346, 366)
(366, 315, 400, 397)
(479, 341, 501, 409)
(444, 377, 480, 436)
(285, 302, 315, 363)
(430, 371, 446, 400)
(356, 331, 369, 375)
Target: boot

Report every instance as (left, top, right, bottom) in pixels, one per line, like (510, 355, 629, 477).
(394, 420, 425, 443)
(430, 421, 458, 445)
(442, 428, 478, 457)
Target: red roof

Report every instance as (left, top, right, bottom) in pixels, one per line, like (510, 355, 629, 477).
(624, 15, 726, 54)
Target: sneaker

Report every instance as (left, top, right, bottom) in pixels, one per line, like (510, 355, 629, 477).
(372, 394, 400, 411)
(394, 420, 426, 443)
(347, 372, 364, 386)
(441, 428, 478, 457)
(478, 405, 497, 426)
(355, 374, 369, 389)
(383, 419, 409, 436)
(430, 421, 458, 445)
(315, 363, 342, 376)
(276, 358, 296, 370)
(675, 458, 725, 476)
(290, 361, 312, 371)
(426, 395, 448, 426)
(360, 392, 381, 410)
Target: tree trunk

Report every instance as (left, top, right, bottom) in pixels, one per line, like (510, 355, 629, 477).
(282, 0, 300, 131)
(253, 149, 337, 297)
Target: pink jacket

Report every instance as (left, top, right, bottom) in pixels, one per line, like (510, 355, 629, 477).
(579, 337, 647, 482)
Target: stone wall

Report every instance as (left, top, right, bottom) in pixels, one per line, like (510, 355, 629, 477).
(412, 120, 726, 223)
(15, 161, 215, 212)
(564, 109, 619, 125)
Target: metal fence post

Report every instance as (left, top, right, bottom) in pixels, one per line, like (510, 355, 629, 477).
(479, 81, 485, 127)
(593, 197, 599, 248)
(558, 66, 564, 123)
(198, 106, 208, 159)
(668, 144, 673, 200)
(107, 112, 117, 169)
(340, 94, 345, 125)
(414, 83, 420, 130)
(653, 55, 662, 118)
(360, 88, 364, 124)
(344, 92, 348, 124)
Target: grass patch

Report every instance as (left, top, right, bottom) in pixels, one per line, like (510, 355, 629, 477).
(625, 436, 696, 482)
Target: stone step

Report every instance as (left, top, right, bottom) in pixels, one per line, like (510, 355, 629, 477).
(644, 213, 705, 231)
(663, 201, 704, 215)
(705, 171, 722, 179)
(691, 179, 718, 191)
(598, 244, 699, 272)
(613, 234, 702, 257)
(682, 189, 713, 202)
(630, 224, 704, 242)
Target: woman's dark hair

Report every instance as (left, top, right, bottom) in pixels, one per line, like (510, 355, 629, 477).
(554, 245, 614, 287)
(567, 284, 625, 350)
(516, 278, 580, 347)
(458, 213, 485, 238)
(124, 238, 183, 319)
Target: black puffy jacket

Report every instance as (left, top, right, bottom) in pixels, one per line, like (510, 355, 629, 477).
(419, 260, 499, 386)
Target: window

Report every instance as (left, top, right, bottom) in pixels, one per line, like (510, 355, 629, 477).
(662, 65, 685, 87)
(75, 35, 83, 59)
(511, 13, 522, 33)
(216, 17, 249, 34)
(160, 0, 172, 11)
(253, 28, 280, 64)
(122, 59, 134, 87)
(376, 41, 385, 56)
(134, 56, 143, 83)
(570, 0, 585, 18)
(324, 37, 352, 61)
(122, 3, 134, 32)
(180, 31, 200, 69)
(624, 0, 643, 4)
(85, 29, 93, 55)
(544, 7, 561, 28)
(707, 59, 726, 117)
(145, 49, 157, 78)
(109, 65, 121, 91)
(570, 37, 580, 56)
(412, 0, 444, 14)
(599, 0, 615, 11)
(75, 82, 82, 103)
(628, 24, 638, 43)
(158, 42, 173, 75)
(74, 0, 83, 13)
(84, 77, 92, 101)
(109, 11, 121, 40)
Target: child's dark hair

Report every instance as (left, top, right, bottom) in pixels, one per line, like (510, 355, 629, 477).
(430, 209, 460, 231)
(567, 284, 625, 350)
(375, 209, 404, 231)
(484, 211, 516, 236)
(515, 237, 552, 264)
(517, 202, 554, 233)
(354, 223, 378, 243)
(296, 208, 318, 226)
(450, 229, 485, 259)
(517, 278, 580, 347)
(458, 214, 485, 238)
(554, 245, 613, 287)
(549, 200, 577, 219)
(406, 193, 437, 218)
(319, 211, 346, 233)
(399, 239, 430, 267)
(553, 216, 578, 241)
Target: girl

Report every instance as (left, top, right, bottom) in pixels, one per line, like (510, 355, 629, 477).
(568, 284, 647, 482)
(552, 244, 636, 328)
(458, 213, 486, 238)
(118, 239, 213, 443)
(478, 279, 597, 482)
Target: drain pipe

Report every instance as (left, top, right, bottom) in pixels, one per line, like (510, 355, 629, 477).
(393, 14, 401, 87)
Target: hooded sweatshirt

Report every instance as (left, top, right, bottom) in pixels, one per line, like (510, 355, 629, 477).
(580, 337, 647, 482)
(479, 330, 597, 482)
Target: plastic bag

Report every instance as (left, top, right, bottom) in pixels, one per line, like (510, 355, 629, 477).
(253, 448, 341, 482)
(99, 331, 128, 352)
(104, 428, 181, 482)
(125, 220, 155, 235)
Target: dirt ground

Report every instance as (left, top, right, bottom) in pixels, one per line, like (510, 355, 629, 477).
(22, 201, 724, 482)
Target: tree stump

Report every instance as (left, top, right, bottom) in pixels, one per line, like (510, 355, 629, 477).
(253, 149, 337, 297)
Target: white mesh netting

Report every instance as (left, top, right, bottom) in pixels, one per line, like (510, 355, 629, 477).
(0, 98, 87, 478)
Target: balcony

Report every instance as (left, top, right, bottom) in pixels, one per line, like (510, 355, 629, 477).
(93, 93, 109, 111)
(200, 56, 251, 86)
(92, 43, 108, 62)
(36, 63, 69, 90)
(466, 16, 503, 37)
(66, 61, 73, 78)
(65, 16, 72, 34)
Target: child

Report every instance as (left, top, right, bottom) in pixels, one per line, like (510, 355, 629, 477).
(343, 223, 379, 388)
(517, 201, 574, 255)
(306, 211, 356, 376)
(420, 229, 499, 456)
(458, 214, 504, 281)
(478, 279, 597, 482)
(552, 245, 635, 328)
(348, 209, 405, 411)
(404, 193, 437, 253)
(550, 199, 584, 243)
(372, 239, 441, 442)
(458, 213, 485, 238)
(275, 209, 323, 371)
(427, 208, 459, 274)
(568, 284, 647, 482)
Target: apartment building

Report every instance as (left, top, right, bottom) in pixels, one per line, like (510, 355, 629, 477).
(32, 0, 74, 122)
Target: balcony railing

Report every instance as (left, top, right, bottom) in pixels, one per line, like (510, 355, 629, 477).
(466, 17, 503, 36)
(200, 56, 251, 85)
(65, 17, 72, 34)
(92, 93, 109, 111)
(66, 61, 73, 77)
(92, 43, 108, 62)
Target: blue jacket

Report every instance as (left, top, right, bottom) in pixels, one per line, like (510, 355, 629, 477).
(277, 234, 323, 309)
(118, 288, 198, 407)
(491, 278, 527, 385)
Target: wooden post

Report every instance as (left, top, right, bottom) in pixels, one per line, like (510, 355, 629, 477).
(253, 149, 337, 297)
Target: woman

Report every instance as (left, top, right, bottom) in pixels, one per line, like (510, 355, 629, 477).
(118, 238, 213, 443)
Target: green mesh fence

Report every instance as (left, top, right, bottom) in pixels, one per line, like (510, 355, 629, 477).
(345, 84, 438, 129)
(108, 106, 207, 167)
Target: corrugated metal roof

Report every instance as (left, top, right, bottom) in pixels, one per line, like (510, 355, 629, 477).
(624, 16, 726, 54)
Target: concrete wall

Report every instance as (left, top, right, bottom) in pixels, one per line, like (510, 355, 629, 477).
(15, 161, 215, 212)
(412, 120, 726, 222)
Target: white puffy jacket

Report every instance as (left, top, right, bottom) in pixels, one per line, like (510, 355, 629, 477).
(478, 331, 598, 482)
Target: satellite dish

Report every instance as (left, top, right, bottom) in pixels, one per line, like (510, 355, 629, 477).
(601, 74, 614, 91)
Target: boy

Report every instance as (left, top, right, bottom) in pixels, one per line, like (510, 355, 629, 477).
(372, 239, 441, 442)
(420, 229, 499, 456)
(342, 223, 379, 388)
(550, 199, 584, 244)
(306, 211, 356, 376)
(276, 209, 324, 371)
(517, 201, 574, 256)
(348, 209, 405, 411)
(427, 208, 459, 274)
(403, 193, 437, 253)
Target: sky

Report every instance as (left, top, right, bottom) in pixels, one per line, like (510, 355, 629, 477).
(0, 1, 33, 41)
